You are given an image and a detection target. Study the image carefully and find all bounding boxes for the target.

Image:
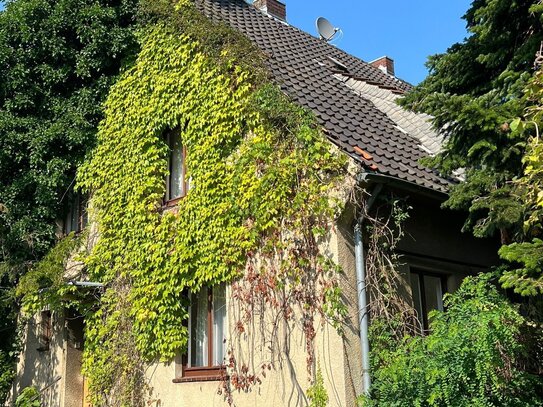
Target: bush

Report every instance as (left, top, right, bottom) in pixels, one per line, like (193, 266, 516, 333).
(15, 386, 40, 407)
(363, 274, 543, 406)
(307, 367, 329, 407)
(0, 350, 15, 403)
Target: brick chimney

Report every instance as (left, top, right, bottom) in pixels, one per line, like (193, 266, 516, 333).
(253, 0, 286, 21)
(370, 56, 395, 76)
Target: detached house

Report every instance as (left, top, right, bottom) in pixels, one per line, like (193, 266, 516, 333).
(12, 0, 498, 406)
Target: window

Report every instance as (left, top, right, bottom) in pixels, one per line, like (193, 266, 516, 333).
(164, 130, 186, 204)
(177, 284, 226, 381)
(64, 194, 87, 234)
(410, 268, 447, 332)
(37, 310, 52, 351)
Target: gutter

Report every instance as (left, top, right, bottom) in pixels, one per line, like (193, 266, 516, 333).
(354, 182, 382, 397)
(359, 172, 448, 202)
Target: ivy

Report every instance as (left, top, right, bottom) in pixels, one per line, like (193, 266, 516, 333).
(307, 366, 329, 407)
(73, 2, 346, 404)
(0, 0, 140, 401)
(16, 232, 84, 314)
(0, 0, 139, 267)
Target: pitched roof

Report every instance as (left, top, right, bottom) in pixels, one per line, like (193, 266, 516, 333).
(196, 0, 452, 193)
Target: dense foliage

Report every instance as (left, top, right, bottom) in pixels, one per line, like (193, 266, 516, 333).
(369, 3, 543, 404)
(498, 66, 543, 294)
(401, 0, 543, 295)
(0, 0, 138, 267)
(14, 386, 40, 407)
(0, 0, 139, 401)
(16, 232, 83, 313)
(364, 274, 543, 406)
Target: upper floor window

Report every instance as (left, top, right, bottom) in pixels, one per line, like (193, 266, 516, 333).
(178, 284, 226, 381)
(165, 130, 186, 203)
(410, 268, 447, 332)
(64, 194, 87, 234)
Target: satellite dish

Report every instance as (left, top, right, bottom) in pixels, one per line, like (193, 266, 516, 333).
(316, 17, 339, 41)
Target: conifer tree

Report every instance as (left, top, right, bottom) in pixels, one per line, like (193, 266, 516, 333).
(402, 0, 543, 295)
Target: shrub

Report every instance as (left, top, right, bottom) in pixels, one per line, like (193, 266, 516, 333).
(15, 386, 40, 407)
(363, 274, 543, 406)
(307, 367, 329, 407)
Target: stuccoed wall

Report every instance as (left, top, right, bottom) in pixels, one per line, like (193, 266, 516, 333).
(146, 326, 349, 406)
(145, 224, 358, 407)
(11, 186, 499, 407)
(13, 312, 66, 406)
(12, 220, 358, 407)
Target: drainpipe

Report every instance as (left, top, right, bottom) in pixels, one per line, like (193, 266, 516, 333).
(355, 183, 382, 396)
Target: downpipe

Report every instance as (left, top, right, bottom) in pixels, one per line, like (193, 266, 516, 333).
(355, 183, 382, 397)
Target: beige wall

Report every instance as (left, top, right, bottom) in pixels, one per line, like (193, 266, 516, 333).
(146, 323, 352, 407)
(13, 311, 65, 406)
(13, 182, 499, 407)
(12, 310, 86, 407)
(145, 223, 362, 407)
(12, 221, 362, 407)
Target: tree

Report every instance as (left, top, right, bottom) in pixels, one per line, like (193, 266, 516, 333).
(0, 0, 139, 401)
(401, 0, 543, 295)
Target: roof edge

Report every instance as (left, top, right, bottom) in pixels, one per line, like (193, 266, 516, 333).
(358, 172, 448, 201)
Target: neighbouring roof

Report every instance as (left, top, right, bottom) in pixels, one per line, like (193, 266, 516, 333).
(196, 0, 453, 193)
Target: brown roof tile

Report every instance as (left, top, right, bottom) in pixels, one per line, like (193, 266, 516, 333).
(196, 0, 452, 193)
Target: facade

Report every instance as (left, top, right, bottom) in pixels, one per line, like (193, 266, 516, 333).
(10, 0, 498, 406)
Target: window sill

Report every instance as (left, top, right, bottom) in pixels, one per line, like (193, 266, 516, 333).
(172, 376, 224, 383)
(160, 195, 188, 211)
(163, 196, 184, 207)
(173, 366, 226, 383)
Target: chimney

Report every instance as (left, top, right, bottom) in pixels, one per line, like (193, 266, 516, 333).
(369, 56, 395, 76)
(253, 0, 286, 21)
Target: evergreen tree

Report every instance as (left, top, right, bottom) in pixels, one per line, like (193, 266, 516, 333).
(401, 0, 543, 295)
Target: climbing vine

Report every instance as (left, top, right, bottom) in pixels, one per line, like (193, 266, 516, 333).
(71, 1, 346, 404)
(363, 193, 419, 341)
(16, 232, 86, 314)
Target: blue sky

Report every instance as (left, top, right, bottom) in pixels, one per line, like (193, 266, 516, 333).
(285, 0, 472, 84)
(0, 0, 472, 84)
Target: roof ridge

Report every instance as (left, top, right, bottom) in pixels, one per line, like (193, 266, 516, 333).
(202, 0, 411, 92)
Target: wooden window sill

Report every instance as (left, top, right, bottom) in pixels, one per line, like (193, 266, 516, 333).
(173, 366, 226, 383)
(172, 376, 224, 383)
(162, 196, 184, 208)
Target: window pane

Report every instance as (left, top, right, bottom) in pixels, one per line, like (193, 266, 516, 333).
(65, 195, 80, 233)
(169, 135, 184, 199)
(81, 197, 88, 230)
(213, 284, 226, 365)
(410, 273, 424, 327)
(423, 275, 444, 315)
(190, 289, 208, 367)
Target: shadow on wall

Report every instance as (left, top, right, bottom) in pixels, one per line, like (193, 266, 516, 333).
(16, 312, 62, 406)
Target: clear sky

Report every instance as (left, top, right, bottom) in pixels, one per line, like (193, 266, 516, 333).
(0, 0, 472, 84)
(284, 0, 472, 85)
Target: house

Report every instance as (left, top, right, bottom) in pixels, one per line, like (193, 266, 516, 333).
(11, 0, 498, 406)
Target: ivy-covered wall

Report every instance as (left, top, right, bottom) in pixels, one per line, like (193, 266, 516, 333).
(28, 1, 346, 404)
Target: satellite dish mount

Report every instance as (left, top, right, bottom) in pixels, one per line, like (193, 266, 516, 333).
(316, 17, 340, 42)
